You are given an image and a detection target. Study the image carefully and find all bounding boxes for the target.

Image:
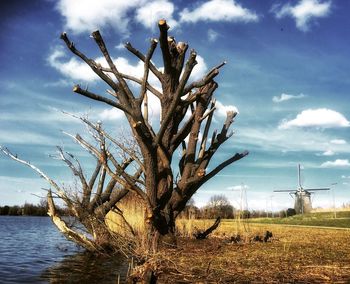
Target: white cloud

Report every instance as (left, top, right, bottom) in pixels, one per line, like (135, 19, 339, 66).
(48, 48, 98, 82)
(48, 48, 162, 85)
(320, 150, 335, 156)
(271, 0, 332, 32)
(208, 29, 219, 42)
(330, 139, 346, 145)
(179, 0, 258, 23)
(272, 93, 305, 103)
(135, 0, 177, 30)
(188, 55, 208, 82)
(99, 108, 124, 121)
(56, 0, 144, 35)
(320, 159, 350, 168)
(279, 108, 350, 129)
(236, 125, 350, 155)
(143, 93, 162, 123)
(215, 100, 239, 117)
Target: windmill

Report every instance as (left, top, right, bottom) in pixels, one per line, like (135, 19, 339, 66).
(274, 164, 330, 214)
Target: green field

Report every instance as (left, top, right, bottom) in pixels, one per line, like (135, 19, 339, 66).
(249, 211, 350, 228)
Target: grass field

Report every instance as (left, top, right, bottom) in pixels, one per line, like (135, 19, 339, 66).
(249, 211, 350, 228)
(156, 216, 350, 283)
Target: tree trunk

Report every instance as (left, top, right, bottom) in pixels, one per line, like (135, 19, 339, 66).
(144, 204, 177, 253)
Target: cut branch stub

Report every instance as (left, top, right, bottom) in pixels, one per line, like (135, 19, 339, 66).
(158, 19, 172, 74)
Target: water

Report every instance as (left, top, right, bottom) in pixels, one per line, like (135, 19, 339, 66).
(0, 216, 127, 283)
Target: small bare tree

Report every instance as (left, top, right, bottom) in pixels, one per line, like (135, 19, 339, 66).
(0, 118, 141, 253)
(203, 194, 234, 219)
(1, 19, 248, 254)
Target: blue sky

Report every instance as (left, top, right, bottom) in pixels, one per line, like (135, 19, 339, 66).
(1, 0, 350, 211)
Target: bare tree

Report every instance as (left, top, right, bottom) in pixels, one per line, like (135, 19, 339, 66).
(202, 194, 234, 219)
(208, 194, 231, 208)
(0, 119, 141, 253)
(1, 19, 248, 254)
(60, 19, 248, 252)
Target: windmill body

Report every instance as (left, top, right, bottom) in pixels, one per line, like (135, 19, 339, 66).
(274, 164, 329, 214)
(294, 189, 312, 214)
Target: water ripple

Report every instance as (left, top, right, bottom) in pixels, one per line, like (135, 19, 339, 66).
(0, 216, 127, 283)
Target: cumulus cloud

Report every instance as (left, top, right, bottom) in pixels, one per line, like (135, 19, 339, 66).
(236, 125, 350, 155)
(56, 0, 144, 34)
(56, 0, 259, 35)
(179, 0, 258, 23)
(48, 48, 98, 82)
(272, 93, 305, 103)
(98, 93, 161, 123)
(215, 100, 239, 117)
(135, 0, 177, 29)
(188, 55, 208, 82)
(271, 0, 332, 32)
(279, 108, 350, 129)
(99, 108, 124, 121)
(320, 159, 350, 168)
(330, 139, 346, 145)
(48, 48, 161, 85)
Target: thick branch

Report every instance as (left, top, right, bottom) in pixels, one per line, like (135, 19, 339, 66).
(89, 166, 106, 210)
(158, 19, 172, 74)
(140, 38, 158, 102)
(198, 100, 216, 160)
(200, 109, 237, 169)
(91, 30, 134, 103)
(124, 42, 163, 81)
(194, 217, 221, 239)
(183, 61, 226, 96)
(155, 50, 197, 145)
(200, 151, 249, 186)
(73, 85, 130, 114)
(60, 32, 119, 90)
(118, 73, 162, 98)
(170, 111, 195, 152)
(88, 162, 102, 190)
(181, 82, 217, 178)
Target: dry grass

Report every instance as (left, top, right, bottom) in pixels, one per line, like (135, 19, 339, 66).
(105, 194, 145, 237)
(157, 221, 350, 283)
(106, 207, 350, 282)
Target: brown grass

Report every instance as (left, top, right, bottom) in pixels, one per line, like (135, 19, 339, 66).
(157, 222, 350, 283)
(106, 205, 350, 283)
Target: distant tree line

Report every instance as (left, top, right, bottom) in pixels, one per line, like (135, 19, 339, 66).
(180, 194, 297, 219)
(0, 201, 68, 216)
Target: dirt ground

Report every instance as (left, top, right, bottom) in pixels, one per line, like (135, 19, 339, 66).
(156, 224, 350, 283)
